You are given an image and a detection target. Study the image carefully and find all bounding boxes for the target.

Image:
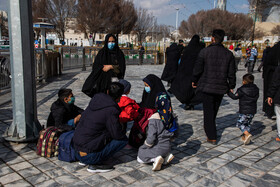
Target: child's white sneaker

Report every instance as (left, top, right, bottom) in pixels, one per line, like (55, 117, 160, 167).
(152, 156, 164, 171)
(163, 153, 174, 165)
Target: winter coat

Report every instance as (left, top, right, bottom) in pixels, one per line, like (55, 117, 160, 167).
(161, 43, 180, 82)
(192, 43, 236, 95)
(267, 66, 280, 105)
(82, 34, 126, 97)
(118, 95, 140, 124)
(228, 83, 259, 115)
(73, 93, 127, 153)
(47, 99, 84, 131)
(137, 113, 173, 162)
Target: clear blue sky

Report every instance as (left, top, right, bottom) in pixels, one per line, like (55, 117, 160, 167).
(133, 0, 250, 28)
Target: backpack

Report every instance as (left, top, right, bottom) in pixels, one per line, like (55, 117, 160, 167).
(36, 126, 63, 157)
(58, 130, 77, 162)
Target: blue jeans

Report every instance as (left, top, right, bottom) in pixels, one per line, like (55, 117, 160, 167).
(76, 139, 127, 165)
(237, 114, 254, 133)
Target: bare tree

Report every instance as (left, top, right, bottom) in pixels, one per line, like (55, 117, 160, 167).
(179, 9, 254, 40)
(272, 25, 280, 36)
(133, 8, 154, 43)
(0, 12, 8, 38)
(154, 24, 171, 41)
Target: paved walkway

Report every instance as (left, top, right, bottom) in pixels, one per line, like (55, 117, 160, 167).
(0, 64, 279, 187)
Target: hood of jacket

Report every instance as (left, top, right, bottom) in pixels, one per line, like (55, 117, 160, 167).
(89, 93, 120, 111)
(240, 83, 259, 98)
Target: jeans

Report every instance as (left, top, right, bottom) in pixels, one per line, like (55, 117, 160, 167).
(247, 60, 255, 73)
(202, 93, 223, 140)
(76, 139, 128, 165)
(236, 114, 254, 133)
(275, 105, 280, 138)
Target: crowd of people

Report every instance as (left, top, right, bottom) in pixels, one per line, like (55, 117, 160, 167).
(46, 31, 280, 173)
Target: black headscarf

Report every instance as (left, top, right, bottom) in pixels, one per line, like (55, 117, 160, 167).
(170, 35, 204, 104)
(82, 34, 126, 97)
(140, 74, 166, 108)
(161, 43, 180, 82)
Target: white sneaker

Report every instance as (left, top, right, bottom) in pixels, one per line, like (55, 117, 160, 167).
(152, 156, 164, 171)
(79, 162, 86, 166)
(163, 153, 174, 165)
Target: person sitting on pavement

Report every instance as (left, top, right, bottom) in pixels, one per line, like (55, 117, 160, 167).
(118, 79, 140, 124)
(267, 66, 280, 141)
(73, 82, 128, 173)
(228, 74, 259, 145)
(47, 88, 84, 131)
(140, 74, 167, 109)
(137, 92, 176, 171)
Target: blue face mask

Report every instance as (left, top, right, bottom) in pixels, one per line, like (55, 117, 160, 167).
(108, 42, 115, 50)
(68, 96, 75, 104)
(144, 86, 151, 93)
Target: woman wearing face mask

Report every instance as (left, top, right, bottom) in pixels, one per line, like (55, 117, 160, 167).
(82, 34, 126, 97)
(140, 74, 167, 109)
(47, 89, 84, 132)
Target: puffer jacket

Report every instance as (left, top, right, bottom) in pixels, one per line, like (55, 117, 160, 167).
(118, 95, 140, 123)
(228, 83, 259, 114)
(192, 43, 236, 94)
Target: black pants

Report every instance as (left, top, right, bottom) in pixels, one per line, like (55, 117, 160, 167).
(247, 60, 255, 73)
(202, 93, 223, 140)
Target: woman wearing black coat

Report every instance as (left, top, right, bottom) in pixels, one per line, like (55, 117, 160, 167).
(170, 35, 204, 109)
(161, 43, 180, 86)
(82, 34, 126, 97)
(140, 74, 166, 109)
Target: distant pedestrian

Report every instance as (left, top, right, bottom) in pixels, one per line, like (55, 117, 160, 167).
(192, 29, 236, 145)
(137, 92, 176, 171)
(257, 45, 271, 72)
(267, 66, 280, 141)
(82, 34, 126, 97)
(234, 44, 243, 71)
(139, 44, 145, 65)
(161, 43, 180, 87)
(228, 74, 259, 145)
(247, 45, 258, 73)
(263, 42, 280, 119)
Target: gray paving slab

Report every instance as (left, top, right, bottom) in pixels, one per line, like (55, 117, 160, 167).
(0, 64, 279, 186)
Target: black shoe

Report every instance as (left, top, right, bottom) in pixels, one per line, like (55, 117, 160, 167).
(87, 165, 114, 173)
(184, 105, 194, 110)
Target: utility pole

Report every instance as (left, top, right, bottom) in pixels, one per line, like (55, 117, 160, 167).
(251, 0, 259, 46)
(176, 8, 179, 41)
(4, 0, 42, 142)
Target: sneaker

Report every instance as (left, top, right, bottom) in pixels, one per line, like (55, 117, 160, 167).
(87, 165, 114, 173)
(152, 156, 164, 171)
(163, 153, 174, 165)
(207, 138, 217, 145)
(79, 162, 86, 166)
(243, 133, 252, 145)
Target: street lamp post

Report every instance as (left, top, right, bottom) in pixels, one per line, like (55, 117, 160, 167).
(251, 0, 259, 46)
(176, 8, 179, 41)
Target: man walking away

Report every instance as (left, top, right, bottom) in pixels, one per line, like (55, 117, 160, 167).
(192, 29, 236, 144)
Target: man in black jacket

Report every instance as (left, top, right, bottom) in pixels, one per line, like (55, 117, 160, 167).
(192, 29, 236, 144)
(73, 82, 127, 173)
(267, 66, 280, 141)
(47, 89, 84, 131)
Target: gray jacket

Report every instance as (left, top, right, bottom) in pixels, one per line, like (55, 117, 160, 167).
(137, 113, 174, 162)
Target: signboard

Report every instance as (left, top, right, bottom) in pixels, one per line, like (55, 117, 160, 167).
(34, 40, 38, 44)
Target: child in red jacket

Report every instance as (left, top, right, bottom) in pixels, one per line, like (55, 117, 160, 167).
(118, 79, 140, 124)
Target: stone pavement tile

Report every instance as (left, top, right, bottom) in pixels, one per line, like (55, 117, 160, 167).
(140, 176, 166, 187)
(250, 178, 279, 187)
(206, 172, 230, 183)
(166, 174, 191, 187)
(163, 165, 187, 176)
(234, 172, 258, 184)
(239, 168, 265, 178)
(189, 164, 212, 176)
(44, 168, 69, 179)
(212, 146, 231, 153)
(219, 153, 237, 161)
(222, 176, 251, 187)
(64, 180, 91, 187)
(209, 157, 231, 167)
(36, 162, 57, 172)
(0, 146, 12, 153)
(0, 172, 22, 185)
(251, 159, 275, 172)
(259, 173, 280, 186)
(28, 157, 49, 166)
(36, 179, 61, 187)
(4, 179, 31, 187)
(126, 169, 149, 180)
(215, 162, 246, 178)
(233, 158, 255, 167)
(82, 174, 108, 186)
(126, 181, 148, 187)
(10, 161, 33, 171)
(1, 153, 25, 165)
(193, 177, 220, 187)
(53, 160, 84, 172)
(179, 170, 203, 183)
(18, 167, 41, 178)
(0, 166, 13, 177)
(264, 152, 280, 163)
(157, 183, 176, 187)
(72, 168, 93, 179)
(111, 174, 136, 186)
(98, 169, 123, 180)
(95, 181, 118, 187)
(114, 165, 134, 174)
(26, 173, 50, 185)
(241, 150, 266, 162)
(268, 167, 280, 178)
(204, 149, 223, 158)
(20, 151, 40, 160)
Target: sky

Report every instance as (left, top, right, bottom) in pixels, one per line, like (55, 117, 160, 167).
(132, 0, 250, 28)
(0, 0, 250, 28)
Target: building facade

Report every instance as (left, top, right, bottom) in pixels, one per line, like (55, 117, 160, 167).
(217, 0, 227, 11)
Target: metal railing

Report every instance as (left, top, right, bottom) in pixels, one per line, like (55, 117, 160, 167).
(0, 49, 11, 91)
